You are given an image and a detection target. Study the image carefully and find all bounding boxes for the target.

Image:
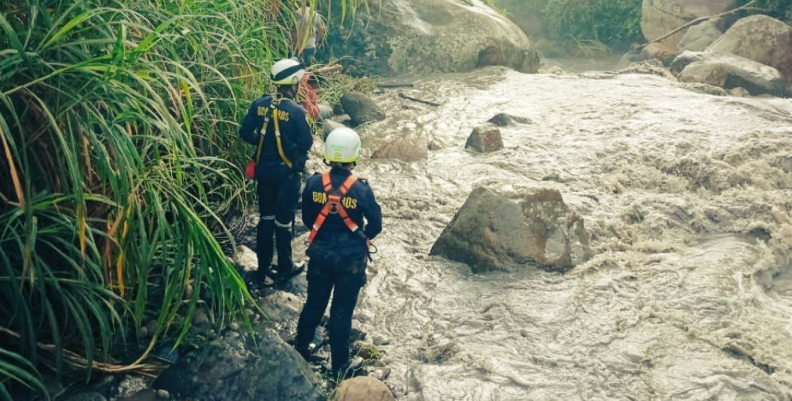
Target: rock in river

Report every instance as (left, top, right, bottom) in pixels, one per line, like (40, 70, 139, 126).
(431, 188, 594, 273)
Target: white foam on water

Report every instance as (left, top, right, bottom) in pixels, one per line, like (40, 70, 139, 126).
(339, 67, 792, 400)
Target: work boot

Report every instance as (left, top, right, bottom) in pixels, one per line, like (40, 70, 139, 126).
(332, 356, 364, 380)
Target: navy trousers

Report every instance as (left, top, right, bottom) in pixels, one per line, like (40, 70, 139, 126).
(256, 172, 301, 276)
(295, 247, 367, 373)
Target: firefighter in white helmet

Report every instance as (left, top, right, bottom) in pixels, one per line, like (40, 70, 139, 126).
(294, 127, 382, 378)
(239, 58, 313, 285)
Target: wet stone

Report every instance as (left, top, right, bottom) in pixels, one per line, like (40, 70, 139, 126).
(334, 376, 395, 401)
(488, 113, 533, 127)
(154, 327, 321, 401)
(340, 91, 386, 126)
(371, 133, 429, 162)
(431, 187, 594, 272)
(233, 245, 258, 272)
(465, 124, 504, 153)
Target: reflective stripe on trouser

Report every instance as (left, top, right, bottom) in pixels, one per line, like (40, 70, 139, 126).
(256, 219, 275, 276)
(257, 172, 300, 275)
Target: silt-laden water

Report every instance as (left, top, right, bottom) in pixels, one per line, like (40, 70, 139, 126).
(312, 67, 792, 401)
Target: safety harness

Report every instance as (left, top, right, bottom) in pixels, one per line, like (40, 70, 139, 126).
(254, 98, 293, 169)
(307, 172, 359, 244)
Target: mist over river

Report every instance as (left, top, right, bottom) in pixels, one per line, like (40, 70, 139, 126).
(328, 66, 792, 401)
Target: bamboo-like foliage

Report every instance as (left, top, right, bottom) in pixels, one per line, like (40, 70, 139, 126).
(0, 0, 365, 398)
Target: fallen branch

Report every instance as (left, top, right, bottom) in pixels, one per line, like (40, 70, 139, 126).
(0, 325, 164, 376)
(651, 0, 757, 43)
(398, 92, 441, 107)
(310, 64, 343, 75)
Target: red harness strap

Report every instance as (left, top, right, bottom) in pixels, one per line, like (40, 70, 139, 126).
(308, 173, 359, 244)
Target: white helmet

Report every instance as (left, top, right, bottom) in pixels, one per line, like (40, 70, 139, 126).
(271, 58, 305, 86)
(324, 127, 361, 163)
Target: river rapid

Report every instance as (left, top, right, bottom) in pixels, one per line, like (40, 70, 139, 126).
(320, 67, 792, 400)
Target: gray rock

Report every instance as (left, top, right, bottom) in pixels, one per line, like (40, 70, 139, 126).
(371, 133, 429, 162)
(488, 0, 544, 37)
(430, 188, 594, 272)
(639, 42, 679, 65)
(368, 366, 392, 381)
(114, 375, 151, 399)
(322, 119, 346, 139)
(707, 15, 792, 83)
(64, 393, 107, 401)
(641, 0, 736, 45)
(677, 19, 723, 52)
(340, 91, 386, 126)
(334, 376, 395, 401)
(465, 124, 504, 153)
(617, 60, 676, 80)
(258, 290, 304, 338)
(680, 83, 729, 96)
(154, 327, 321, 401)
(729, 86, 751, 97)
(671, 51, 790, 96)
(488, 113, 532, 127)
(191, 308, 211, 329)
(233, 245, 257, 272)
(317, 103, 334, 120)
(325, 0, 539, 77)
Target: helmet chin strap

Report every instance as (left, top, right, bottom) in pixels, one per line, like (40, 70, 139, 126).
(276, 83, 299, 99)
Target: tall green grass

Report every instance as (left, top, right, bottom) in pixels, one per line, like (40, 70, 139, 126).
(0, 0, 364, 398)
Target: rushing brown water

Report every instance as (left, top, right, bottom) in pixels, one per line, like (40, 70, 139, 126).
(304, 66, 792, 400)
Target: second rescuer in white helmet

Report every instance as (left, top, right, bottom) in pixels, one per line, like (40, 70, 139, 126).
(294, 127, 383, 378)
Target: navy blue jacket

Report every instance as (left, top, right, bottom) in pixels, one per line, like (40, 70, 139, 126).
(239, 95, 313, 178)
(302, 168, 382, 251)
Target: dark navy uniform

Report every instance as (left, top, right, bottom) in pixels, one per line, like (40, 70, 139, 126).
(239, 94, 313, 278)
(295, 167, 382, 374)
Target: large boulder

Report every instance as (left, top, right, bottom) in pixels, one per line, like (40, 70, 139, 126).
(640, 42, 679, 65)
(154, 327, 322, 401)
(340, 91, 386, 126)
(371, 133, 429, 162)
(488, 113, 532, 127)
(671, 51, 791, 96)
(641, 0, 736, 45)
(677, 19, 723, 51)
(707, 15, 792, 83)
(465, 124, 504, 153)
(324, 0, 540, 76)
(334, 377, 395, 401)
(430, 188, 593, 273)
(487, 0, 544, 37)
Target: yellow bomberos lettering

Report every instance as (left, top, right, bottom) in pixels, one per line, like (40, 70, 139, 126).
(257, 107, 268, 116)
(312, 192, 358, 210)
(274, 109, 290, 121)
(342, 197, 357, 209)
(313, 192, 327, 204)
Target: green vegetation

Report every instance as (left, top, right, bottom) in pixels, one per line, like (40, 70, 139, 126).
(0, 0, 364, 398)
(503, 0, 792, 54)
(541, 0, 643, 47)
(739, 0, 792, 21)
(507, 0, 642, 50)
